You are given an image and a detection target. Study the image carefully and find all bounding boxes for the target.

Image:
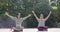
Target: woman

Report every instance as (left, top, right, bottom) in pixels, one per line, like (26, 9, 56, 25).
(5, 12, 31, 32)
(32, 11, 51, 31)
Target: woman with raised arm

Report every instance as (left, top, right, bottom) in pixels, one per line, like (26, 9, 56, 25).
(5, 12, 32, 32)
(32, 11, 51, 31)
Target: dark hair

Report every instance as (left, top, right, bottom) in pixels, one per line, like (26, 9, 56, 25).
(16, 13, 19, 16)
(14, 13, 19, 17)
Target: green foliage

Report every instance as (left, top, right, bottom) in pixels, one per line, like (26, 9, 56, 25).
(55, 0, 60, 23)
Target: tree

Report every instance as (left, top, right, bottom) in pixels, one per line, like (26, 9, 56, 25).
(55, 0, 60, 23)
(0, 0, 56, 28)
(22, 0, 55, 28)
(32, 0, 55, 28)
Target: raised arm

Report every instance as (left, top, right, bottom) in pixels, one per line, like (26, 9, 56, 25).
(23, 14, 32, 20)
(45, 11, 52, 21)
(5, 12, 16, 20)
(32, 11, 39, 20)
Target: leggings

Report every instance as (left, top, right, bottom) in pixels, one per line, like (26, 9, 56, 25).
(13, 30, 20, 32)
(37, 26, 48, 31)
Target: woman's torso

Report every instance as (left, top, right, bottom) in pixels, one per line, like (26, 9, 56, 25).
(38, 19, 46, 27)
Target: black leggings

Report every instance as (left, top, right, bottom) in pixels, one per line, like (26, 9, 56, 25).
(13, 30, 20, 32)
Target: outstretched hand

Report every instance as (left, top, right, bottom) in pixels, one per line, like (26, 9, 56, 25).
(18, 13, 21, 15)
(32, 11, 34, 13)
(5, 12, 9, 15)
(28, 14, 32, 16)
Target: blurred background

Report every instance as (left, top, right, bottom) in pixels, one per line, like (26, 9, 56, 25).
(0, 0, 60, 28)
